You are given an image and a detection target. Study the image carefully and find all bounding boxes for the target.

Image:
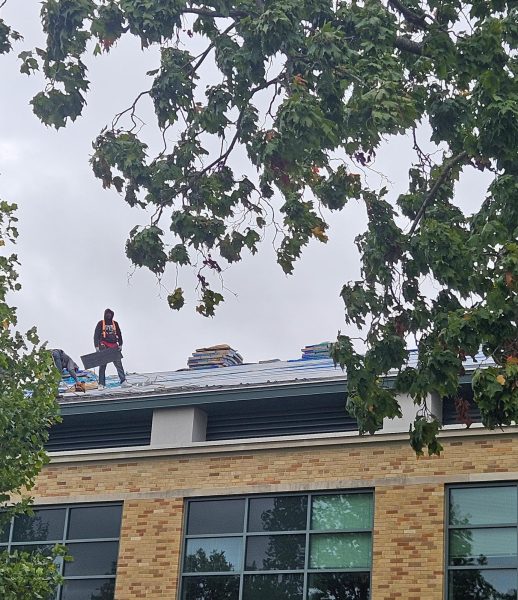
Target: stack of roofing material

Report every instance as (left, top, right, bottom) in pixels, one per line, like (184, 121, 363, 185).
(187, 344, 244, 369)
(301, 342, 332, 360)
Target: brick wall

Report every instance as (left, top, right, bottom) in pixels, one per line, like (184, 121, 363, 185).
(32, 432, 518, 599)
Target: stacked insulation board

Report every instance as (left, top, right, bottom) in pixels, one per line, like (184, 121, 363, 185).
(188, 344, 244, 369)
(301, 342, 331, 360)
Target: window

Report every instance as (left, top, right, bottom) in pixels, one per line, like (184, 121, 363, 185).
(447, 485, 518, 600)
(0, 503, 122, 600)
(181, 492, 373, 600)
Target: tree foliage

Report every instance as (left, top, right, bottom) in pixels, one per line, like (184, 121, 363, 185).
(2, 0, 518, 454)
(0, 200, 63, 597)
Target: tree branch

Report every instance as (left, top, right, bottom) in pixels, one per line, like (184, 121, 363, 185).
(388, 0, 429, 29)
(189, 21, 237, 75)
(394, 36, 424, 55)
(408, 151, 469, 235)
(112, 89, 151, 130)
(197, 76, 282, 176)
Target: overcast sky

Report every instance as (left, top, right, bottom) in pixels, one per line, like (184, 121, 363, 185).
(0, 4, 491, 374)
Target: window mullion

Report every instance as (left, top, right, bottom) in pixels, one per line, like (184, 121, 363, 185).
(239, 497, 249, 600)
(303, 492, 312, 600)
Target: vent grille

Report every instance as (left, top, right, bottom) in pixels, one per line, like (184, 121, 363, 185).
(442, 385, 480, 425)
(206, 396, 356, 441)
(47, 410, 152, 452)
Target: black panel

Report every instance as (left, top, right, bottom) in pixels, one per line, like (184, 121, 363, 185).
(46, 410, 152, 452)
(80, 348, 122, 370)
(206, 394, 356, 441)
(442, 384, 480, 426)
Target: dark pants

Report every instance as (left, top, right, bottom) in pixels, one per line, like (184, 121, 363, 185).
(52, 349, 78, 383)
(98, 345, 125, 385)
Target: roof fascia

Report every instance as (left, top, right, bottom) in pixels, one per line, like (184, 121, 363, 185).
(59, 377, 350, 415)
(58, 371, 476, 416)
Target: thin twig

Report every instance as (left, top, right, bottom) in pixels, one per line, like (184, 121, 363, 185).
(266, 82, 279, 119)
(112, 89, 151, 130)
(408, 151, 468, 235)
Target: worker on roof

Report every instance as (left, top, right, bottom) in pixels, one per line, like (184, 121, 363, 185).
(51, 349, 80, 383)
(94, 308, 130, 389)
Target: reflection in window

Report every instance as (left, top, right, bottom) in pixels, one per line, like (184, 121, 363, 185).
(448, 569, 517, 600)
(13, 544, 55, 557)
(308, 572, 371, 600)
(244, 574, 304, 600)
(12, 508, 66, 542)
(449, 487, 517, 527)
(311, 494, 373, 531)
(1, 503, 122, 600)
(0, 518, 10, 543)
(64, 541, 119, 576)
(187, 499, 245, 535)
(67, 505, 122, 540)
(248, 496, 307, 532)
(61, 578, 116, 600)
(185, 538, 242, 572)
(182, 575, 240, 600)
(246, 535, 305, 570)
(449, 528, 517, 567)
(448, 485, 518, 600)
(182, 493, 372, 600)
(310, 533, 371, 569)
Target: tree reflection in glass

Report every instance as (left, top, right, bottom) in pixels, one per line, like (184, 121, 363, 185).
(185, 546, 240, 573)
(183, 550, 240, 600)
(243, 574, 303, 600)
(308, 572, 370, 600)
(311, 495, 372, 532)
(248, 497, 307, 532)
(310, 533, 371, 569)
(246, 535, 305, 571)
(449, 496, 518, 599)
(182, 575, 239, 600)
(90, 579, 116, 600)
(449, 570, 517, 600)
(12, 509, 66, 543)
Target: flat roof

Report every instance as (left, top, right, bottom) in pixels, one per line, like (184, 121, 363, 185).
(57, 352, 492, 415)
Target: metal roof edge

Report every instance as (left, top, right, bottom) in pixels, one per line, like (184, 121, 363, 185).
(58, 376, 350, 415)
(57, 369, 478, 416)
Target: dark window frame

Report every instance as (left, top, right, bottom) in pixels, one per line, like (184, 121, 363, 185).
(180, 490, 374, 600)
(445, 482, 518, 600)
(0, 502, 122, 599)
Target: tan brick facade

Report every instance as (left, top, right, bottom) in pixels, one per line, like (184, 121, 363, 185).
(32, 431, 518, 599)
